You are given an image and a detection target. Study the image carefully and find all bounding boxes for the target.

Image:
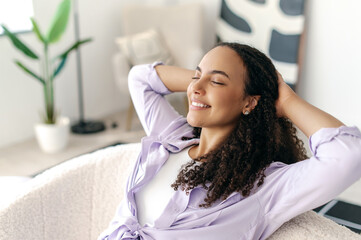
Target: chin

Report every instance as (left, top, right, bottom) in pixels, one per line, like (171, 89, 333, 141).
(186, 114, 203, 128)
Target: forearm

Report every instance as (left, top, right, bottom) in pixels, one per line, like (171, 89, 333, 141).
(283, 95, 344, 138)
(155, 65, 195, 92)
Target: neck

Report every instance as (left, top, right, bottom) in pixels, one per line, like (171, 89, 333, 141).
(189, 125, 235, 160)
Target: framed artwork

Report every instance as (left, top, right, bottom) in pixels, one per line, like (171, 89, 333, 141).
(216, 0, 305, 88)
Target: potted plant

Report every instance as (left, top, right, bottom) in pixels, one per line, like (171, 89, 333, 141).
(1, 0, 92, 153)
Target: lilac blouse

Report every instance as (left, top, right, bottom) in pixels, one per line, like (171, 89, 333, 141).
(98, 62, 361, 240)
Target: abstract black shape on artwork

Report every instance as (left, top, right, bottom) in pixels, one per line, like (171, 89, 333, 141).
(269, 29, 300, 63)
(220, 0, 252, 33)
(279, 0, 305, 16)
(248, 0, 266, 4)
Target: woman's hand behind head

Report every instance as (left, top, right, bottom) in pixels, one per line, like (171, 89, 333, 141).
(275, 71, 297, 118)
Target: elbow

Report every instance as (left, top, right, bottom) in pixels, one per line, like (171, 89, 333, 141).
(317, 133, 361, 179)
(128, 64, 152, 95)
(345, 143, 361, 171)
(341, 135, 361, 166)
(128, 65, 142, 92)
(335, 136, 361, 181)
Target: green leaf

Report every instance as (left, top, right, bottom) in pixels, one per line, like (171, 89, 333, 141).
(30, 18, 46, 43)
(53, 38, 92, 77)
(53, 55, 67, 78)
(1, 24, 39, 59)
(46, 0, 71, 44)
(15, 60, 45, 85)
(59, 38, 92, 58)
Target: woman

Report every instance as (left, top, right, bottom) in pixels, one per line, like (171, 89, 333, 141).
(98, 43, 361, 240)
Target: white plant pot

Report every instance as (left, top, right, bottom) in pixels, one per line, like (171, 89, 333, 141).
(34, 116, 70, 153)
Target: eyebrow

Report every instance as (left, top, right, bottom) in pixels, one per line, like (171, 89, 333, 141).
(196, 66, 230, 79)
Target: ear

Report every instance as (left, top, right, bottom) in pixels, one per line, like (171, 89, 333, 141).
(249, 95, 260, 109)
(243, 95, 260, 114)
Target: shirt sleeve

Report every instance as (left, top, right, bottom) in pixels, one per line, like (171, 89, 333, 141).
(260, 126, 361, 237)
(128, 62, 185, 137)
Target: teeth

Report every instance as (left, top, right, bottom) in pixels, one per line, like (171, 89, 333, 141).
(192, 101, 210, 108)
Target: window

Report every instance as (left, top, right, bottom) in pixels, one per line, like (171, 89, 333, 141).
(0, 0, 34, 35)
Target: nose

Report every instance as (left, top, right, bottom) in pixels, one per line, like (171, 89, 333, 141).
(191, 77, 206, 95)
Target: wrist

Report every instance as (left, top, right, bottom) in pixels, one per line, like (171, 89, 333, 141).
(279, 92, 299, 119)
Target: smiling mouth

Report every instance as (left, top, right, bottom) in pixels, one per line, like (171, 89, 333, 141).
(191, 101, 211, 108)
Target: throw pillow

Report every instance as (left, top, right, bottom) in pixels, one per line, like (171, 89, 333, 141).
(115, 29, 173, 66)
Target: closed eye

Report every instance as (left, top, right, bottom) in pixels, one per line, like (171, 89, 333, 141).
(212, 81, 225, 85)
(192, 77, 200, 80)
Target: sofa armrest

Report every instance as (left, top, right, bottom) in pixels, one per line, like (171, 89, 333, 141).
(269, 210, 361, 239)
(0, 143, 141, 240)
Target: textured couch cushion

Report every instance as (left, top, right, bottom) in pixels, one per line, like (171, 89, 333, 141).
(0, 143, 141, 240)
(115, 28, 173, 66)
(268, 210, 361, 240)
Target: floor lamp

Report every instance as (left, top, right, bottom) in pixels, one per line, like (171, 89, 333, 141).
(71, 0, 105, 134)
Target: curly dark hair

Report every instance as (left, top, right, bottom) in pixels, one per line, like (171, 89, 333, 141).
(171, 42, 308, 208)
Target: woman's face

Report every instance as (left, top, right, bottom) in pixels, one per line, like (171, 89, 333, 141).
(187, 46, 251, 130)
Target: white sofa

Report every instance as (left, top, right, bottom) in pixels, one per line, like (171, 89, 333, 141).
(1, 143, 360, 240)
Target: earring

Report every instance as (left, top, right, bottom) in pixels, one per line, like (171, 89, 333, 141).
(244, 110, 250, 115)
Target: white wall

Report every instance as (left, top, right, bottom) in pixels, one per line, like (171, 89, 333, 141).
(0, 0, 220, 148)
(298, 0, 361, 127)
